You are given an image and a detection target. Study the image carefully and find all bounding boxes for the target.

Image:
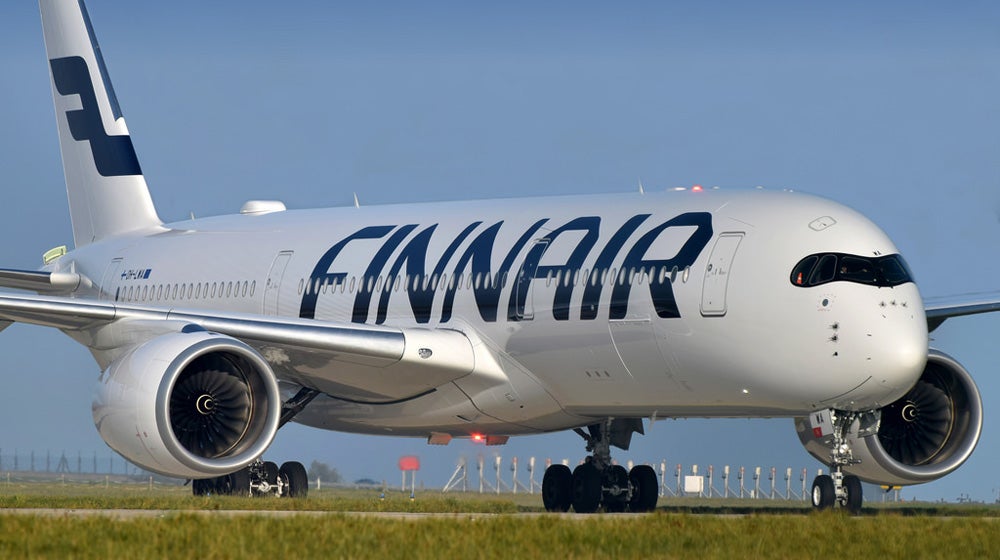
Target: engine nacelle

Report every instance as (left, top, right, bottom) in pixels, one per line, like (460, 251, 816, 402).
(795, 349, 983, 486)
(93, 329, 281, 479)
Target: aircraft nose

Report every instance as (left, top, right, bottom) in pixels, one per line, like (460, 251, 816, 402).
(866, 289, 928, 405)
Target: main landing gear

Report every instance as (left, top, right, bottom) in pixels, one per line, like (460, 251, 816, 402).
(192, 459, 309, 498)
(192, 388, 320, 498)
(541, 419, 658, 513)
(810, 410, 874, 515)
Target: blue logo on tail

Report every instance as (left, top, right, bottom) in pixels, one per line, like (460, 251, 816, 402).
(49, 56, 141, 177)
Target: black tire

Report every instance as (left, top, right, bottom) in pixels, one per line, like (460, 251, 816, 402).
(261, 461, 280, 490)
(541, 464, 573, 512)
(811, 474, 835, 509)
(280, 461, 309, 498)
(224, 467, 251, 497)
(628, 464, 659, 512)
(571, 462, 602, 514)
(192, 478, 214, 496)
(603, 465, 629, 513)
(843, 475, 863, 514)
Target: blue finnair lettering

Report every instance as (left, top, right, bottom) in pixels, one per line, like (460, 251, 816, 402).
(298, 213, 713, 323)
(49, 56, 142, 177)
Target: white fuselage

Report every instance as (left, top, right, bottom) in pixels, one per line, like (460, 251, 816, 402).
(51, 189, 928, 438)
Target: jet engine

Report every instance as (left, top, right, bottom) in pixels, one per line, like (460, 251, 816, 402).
(795, 349, 982, 486)
(93, 329, 281, 479)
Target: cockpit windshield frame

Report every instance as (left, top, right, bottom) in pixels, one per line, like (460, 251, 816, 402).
(790, 253, 914, 288)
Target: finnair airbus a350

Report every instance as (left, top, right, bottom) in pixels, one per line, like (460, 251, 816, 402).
(2, 0, 995, 512)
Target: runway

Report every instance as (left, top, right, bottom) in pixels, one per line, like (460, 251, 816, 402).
(3, 507, 996, 520)
(0, 508, 634, 520)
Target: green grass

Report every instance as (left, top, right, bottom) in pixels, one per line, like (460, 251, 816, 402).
(0, 480, 997, 516)
(0, 512, 996, 559)
(0, 482, 529, 512)
(0, 481, 998, 558)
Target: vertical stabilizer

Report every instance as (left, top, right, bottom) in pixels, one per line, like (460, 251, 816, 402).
(40, 0, 162, 247)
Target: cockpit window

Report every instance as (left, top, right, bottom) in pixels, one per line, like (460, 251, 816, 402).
(811, 254, 837, 285)
(790, 253, 914, 288)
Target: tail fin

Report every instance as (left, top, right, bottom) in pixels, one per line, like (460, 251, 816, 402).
(40, 0, 162, 247)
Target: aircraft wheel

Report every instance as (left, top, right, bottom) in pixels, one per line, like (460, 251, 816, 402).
(603, 465, 629, 512)
(223, 467, 251, 496)
(192, 478, 214, 496)
(811, 474, 835, 510)
(280, 461, 309, 498)
(628, 465, 659, 512)
(542, 464, 572, 512)
(843, 475, 863, 514)
(259, 461, 280, 494)
(571, 462, 602, 514)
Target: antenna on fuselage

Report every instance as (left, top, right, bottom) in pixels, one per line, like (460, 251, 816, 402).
(353, 193, 361, 208)
(638, 178, 645, 195)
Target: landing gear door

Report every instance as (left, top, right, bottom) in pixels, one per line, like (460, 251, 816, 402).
(700, 233, 743, 317)
(263, 251, 293, 316)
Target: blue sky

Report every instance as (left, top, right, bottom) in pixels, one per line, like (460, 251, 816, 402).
(1, 1, 999, 502)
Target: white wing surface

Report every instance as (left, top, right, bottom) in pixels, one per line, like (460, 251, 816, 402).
(0, 292, 475, 402)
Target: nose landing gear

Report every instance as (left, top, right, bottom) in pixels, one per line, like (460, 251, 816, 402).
(541, 419, 659, 513)
(810, 410, 874, 514)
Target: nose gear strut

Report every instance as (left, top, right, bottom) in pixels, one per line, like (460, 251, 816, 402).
(810, 409, 877, 514)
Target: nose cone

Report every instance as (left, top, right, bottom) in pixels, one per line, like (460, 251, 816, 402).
(834, 283, 928, 410)
(873, 287, 929, 402)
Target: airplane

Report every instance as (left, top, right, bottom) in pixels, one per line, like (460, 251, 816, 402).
(1, 0, 995, 512)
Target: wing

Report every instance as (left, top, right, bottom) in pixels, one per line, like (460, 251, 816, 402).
(0, 292, 476, 402)
(924, 291, 1000, 332)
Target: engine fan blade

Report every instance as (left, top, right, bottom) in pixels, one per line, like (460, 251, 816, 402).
(169, 369, 252, 458)
(878, 380, 953, 466)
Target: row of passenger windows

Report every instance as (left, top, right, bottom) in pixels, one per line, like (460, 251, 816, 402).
(112, 263, 697, 304)
(116, 280, 257, 303)
(298, 265, 692, 296)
